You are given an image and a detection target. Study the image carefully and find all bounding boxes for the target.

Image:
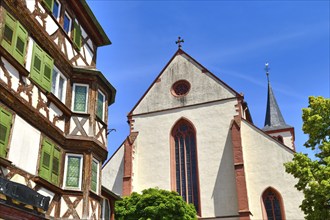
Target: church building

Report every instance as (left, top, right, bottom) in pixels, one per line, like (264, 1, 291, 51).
(103, 46, 304, 219)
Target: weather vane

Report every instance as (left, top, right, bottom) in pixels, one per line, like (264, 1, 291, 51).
(176, 36, 184, 48)
(265, 62, 270, 82)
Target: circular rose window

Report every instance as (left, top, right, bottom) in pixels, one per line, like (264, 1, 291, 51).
(171, 80, 191, 97)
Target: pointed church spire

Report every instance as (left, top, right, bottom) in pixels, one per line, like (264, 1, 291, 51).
(263, 63, 292, 131)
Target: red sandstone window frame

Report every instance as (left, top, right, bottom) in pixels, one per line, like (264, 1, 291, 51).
(261, 187, 286, 220)
(170, 118, 201, 216)
(171, 80, 191, 97)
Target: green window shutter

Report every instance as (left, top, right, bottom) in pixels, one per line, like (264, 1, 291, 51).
(43, 0, 54, 11)
(13, 23, 28, 65)
(1, 11, 16, 54)
(96, 92, 104, 119)
(30, 43, 44, 84)
(73, 85, 87, 112)
(91, 160, 98, 192)
(73, 22, 81, 50)
(51, 147, 61, 185)
(0, 107, 12, 158)
(39, 139, 53, 181)
(41, 53, 54, 92)
(66, 156, 81, 188)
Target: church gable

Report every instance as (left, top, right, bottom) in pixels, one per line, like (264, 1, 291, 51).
(130, 50, 239, 115)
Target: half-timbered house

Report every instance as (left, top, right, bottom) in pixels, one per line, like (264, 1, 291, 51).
(0, 0, 117, 219)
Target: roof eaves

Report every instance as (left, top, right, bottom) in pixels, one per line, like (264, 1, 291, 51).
(73, 67, 116, 105)
(80, 0, 111, 46)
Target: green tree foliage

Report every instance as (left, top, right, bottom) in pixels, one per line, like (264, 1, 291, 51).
(285, 96, 330, 220)
(115, 188, 197, 220)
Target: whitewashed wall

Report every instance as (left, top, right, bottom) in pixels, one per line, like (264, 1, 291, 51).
(241, 121, 304, 219)
(8, 115, 41, 175)
(102, 145, 124, 196)
(132, 54, 236, 115)
(131, 99, 239, 218)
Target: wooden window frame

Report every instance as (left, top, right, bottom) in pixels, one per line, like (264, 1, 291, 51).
(63, 153, 83, 190)
(170, 118, 201, 215)
(261, 187, 286, 220)
(52, 0, 61, 20)
(96, 90, 105, 121)
(72, 83, 89, 113)
(63, 12, 72, 35)
(51, 66, 67, 103)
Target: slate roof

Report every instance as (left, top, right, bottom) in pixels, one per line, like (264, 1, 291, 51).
(263, 81, 292, 131)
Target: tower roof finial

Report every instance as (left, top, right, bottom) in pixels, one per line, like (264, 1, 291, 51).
(265, 62, 270, 83)
(175, 36, 184, 48)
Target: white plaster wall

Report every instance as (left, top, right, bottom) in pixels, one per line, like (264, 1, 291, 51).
(241, 121, 304, 219)
(49, 103, 65, 132)
(45, 15, 58, 35)
(8, 115, 41, 175)
(102, 145, 124, 196)
(25, 0, 36, 13)
(84, 46, 93, 65)
(25, 37, 34, 72)
(0, 58, 20, 91)
(133, 54, 236, 115)
(132, 99, 239, 217)
(270, 130, 294, 150)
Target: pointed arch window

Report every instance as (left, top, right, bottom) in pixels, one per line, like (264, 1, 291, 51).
(171, 119, 200, 214)
(262, 187, 285, 220)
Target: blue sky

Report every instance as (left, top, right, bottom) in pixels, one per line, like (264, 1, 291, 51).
(87, 1, 329, 159)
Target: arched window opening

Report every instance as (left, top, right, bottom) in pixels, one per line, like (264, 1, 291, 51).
(277, 136, 284, 144)
(171, 119, 200, 214)
(262, 188, 285, 220)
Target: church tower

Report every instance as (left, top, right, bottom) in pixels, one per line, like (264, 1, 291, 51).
(262, 63, 295, 150)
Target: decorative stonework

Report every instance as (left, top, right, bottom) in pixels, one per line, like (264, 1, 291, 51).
(171, 80, 190, 97)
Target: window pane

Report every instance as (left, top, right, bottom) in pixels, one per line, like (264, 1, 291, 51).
(51, 69, 58, 94)
(63, 13, 71, 34)
(52, 1, 60, 18)
(91, 160, 98, 192)
(96, 92, 104, 119)
(74, 85, 87, 112)
(58, 76, 64, 101)
(66, 156, 81, 188)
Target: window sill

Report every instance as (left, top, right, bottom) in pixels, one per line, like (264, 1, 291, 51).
(0, 157, 12, 167)
(71, 112, 90, 117)
(32, 176, 62, 194)
(89, 189, 102, 201)
(95, 115, 107, 127)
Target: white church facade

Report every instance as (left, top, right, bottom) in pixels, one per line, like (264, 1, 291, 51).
(102, 48, 304, 220)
